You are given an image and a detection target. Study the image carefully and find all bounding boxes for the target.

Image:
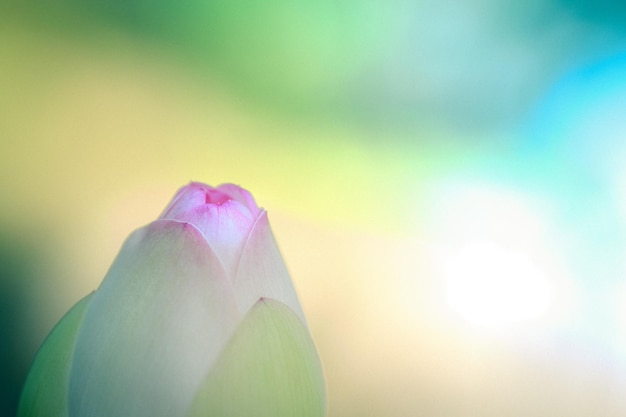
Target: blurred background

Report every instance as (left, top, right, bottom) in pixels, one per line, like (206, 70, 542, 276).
(2, 0, 626, 415)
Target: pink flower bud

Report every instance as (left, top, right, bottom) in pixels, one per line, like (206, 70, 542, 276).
(19, 182, 324, 417)
(160, 183, 261, 275)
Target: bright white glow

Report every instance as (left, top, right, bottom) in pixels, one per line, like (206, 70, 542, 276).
(443, 241, 553, 328)
(612, 273, 626, 357)
(427, 182, 562, 328)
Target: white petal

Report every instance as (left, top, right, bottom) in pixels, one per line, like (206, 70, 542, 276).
(233, 212, 306, 323)
(69, 220, 240, 417)
(187, 298, 326, 417)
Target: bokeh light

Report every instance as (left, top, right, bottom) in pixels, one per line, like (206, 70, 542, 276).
(442, 241, 553, 328)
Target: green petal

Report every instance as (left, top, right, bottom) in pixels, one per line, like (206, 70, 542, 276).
(234, 212, 306, 324)
(69, 220, 240, 417)
(187, 298, 326, 417)
(18, 293, 94, 417)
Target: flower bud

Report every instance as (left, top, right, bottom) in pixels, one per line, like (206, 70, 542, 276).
(160, 182, 261, 275)
(19, 182, 325, 417)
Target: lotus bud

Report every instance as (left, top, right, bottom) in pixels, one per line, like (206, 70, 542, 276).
(18, 182, 326, 417)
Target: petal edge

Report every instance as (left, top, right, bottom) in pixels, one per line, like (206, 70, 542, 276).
(18, 293, 93, 417)
(234, 212, 306, 324)
(69, 220, 240, 417)
(187, 298, 326, 417)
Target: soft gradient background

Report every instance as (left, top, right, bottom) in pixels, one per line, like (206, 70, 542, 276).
(3, 1, 626, 416)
